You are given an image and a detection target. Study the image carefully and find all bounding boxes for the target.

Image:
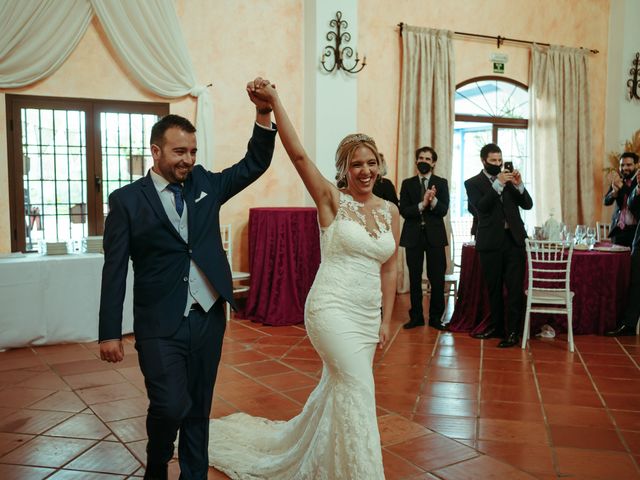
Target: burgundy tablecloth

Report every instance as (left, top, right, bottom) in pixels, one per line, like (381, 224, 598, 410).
(244, 207, 321, 326)
(448, 244, 632, 335)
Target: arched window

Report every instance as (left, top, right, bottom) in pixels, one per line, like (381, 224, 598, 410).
(451, 77, 532, 225)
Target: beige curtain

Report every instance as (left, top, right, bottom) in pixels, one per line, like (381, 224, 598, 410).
(397, 25, 455, 292)
(530, 44, 593, 227)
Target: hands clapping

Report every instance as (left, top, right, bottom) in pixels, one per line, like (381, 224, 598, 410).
(423, 185, 437, 207)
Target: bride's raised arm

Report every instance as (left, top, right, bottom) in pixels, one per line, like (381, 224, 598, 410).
(247, 80, 338, 224)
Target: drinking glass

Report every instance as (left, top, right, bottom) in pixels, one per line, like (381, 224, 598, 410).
(574, 225, 586, 245)
(586, 227, 596, 249)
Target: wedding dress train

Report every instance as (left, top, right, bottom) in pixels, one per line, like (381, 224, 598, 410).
(208, 192, 395, 479)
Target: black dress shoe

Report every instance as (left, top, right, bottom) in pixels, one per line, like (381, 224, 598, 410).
(498, 332, 519, 348)
(471, 326, 498, 339)
(403, 319, 425, 329)
(429, 321, 448, 331)
(604, 324, 637, 337)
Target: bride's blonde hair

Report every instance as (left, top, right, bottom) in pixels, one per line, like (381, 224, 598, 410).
(334, 133, 381, 188)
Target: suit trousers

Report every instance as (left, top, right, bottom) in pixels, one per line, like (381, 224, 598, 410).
(477, 231, 526, 336)
(136, 301, 226, 480)
(405, 231, 446, 323)
(622, 249, 640, 329)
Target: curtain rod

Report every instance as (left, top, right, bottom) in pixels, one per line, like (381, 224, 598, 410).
(397, 23, 599, 55)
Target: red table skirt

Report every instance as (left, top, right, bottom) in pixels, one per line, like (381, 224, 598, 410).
(448, 244, 631, 335)
(245, 207, 321, 326)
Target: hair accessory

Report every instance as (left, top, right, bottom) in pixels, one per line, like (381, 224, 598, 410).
(339, 133, 377, 149)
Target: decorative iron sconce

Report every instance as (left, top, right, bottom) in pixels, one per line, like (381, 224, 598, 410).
(320, 11, 366, 74)
(628, 52, 640, 100)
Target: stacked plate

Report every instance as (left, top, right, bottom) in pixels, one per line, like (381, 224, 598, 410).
(83, 236, 103, 253)
(45, 241, 69, 255)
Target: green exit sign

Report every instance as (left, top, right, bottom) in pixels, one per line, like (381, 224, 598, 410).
(493, 62, 505, 74)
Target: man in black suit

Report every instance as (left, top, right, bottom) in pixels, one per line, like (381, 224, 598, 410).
(464, 143, 533, 348)
(399, 146, 449, 330)
(98, 77, 276, 480)
(606, 179, 640, 337)
(604, 152, 639, 247)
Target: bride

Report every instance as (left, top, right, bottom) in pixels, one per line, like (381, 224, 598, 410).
(208, 80, 399, 479)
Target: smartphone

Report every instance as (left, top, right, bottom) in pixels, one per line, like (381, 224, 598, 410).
(504, 161, 514, 173)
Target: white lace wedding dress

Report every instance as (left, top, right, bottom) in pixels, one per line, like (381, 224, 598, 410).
(208, 192, 395, 479)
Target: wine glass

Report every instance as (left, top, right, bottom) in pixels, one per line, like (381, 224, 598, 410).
(574, 225, 586, 245)
(586, 227, 596, 250)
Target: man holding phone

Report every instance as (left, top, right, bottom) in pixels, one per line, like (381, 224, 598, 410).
(464, 143, 533, 347)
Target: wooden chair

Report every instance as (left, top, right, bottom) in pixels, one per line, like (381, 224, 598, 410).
(521, 239, 575, 352)
(220, 224, 250, 321)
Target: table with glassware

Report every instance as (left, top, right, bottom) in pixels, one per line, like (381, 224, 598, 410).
(448, 242, 632, 335)
(0, 253, 134, 350)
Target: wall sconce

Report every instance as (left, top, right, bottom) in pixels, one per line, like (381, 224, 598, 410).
(628, 52, 640, 100)
(320, 11, 366, 74)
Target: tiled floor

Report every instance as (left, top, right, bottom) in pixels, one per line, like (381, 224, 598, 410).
(1, 294, 639, 479)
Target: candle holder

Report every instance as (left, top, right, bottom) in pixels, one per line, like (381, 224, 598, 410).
(320, 11, 366, 74)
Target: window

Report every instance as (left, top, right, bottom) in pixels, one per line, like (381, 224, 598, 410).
(451, 77, 534, 243)
(6, 95, 168, 252)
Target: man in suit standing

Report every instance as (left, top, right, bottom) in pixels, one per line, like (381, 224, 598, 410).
(464, 143, 533, 348)
(606, 179, 640, 337)
(604, 152, 639, 247)
(399, 146, 449, 330)
(98, 77, 277, 480)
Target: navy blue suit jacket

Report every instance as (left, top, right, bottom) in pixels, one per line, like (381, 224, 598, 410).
(464, 171, 533, 252)
(99, 124, 276, 341)
(399, 174, 449, 248)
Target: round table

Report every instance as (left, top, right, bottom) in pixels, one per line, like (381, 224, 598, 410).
(448, 244, 632, 335)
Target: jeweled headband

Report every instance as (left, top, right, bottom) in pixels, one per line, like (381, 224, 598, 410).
(338, 133, 377, 149)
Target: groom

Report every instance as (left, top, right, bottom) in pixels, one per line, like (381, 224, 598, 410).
(98, 78, 276, 480)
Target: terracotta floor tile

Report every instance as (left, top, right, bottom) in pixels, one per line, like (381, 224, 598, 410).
(550, 424, 625, 451)
(415, 397, 478, 418)
(0, 387, 57, 409)
(234, 360, 294, 378)
(432, 453, 537, 479)
(47, 470, 128, 479)
(29, 391, 87, 413)
(90, 397, 149, 423)
(50, 359, 114, 377)
(0, 435, 95, 468)
(482, 358, 532, 374)
(435, 345, 481, 358)
(586, 364, 639, 379)
(426, 367, 479, 384)
(374, 375, 424, 394)
(107, 416, 147, 444)
(528, 348, 579, 363)
(251, 344, 292, 358)
(613, 410, 640, 431)
(0, 409, 74, 435)
(0, 356, 46, 372)
(63, 370, 127, 390)
(16, 371, 71, 391)
(476, 439, 555, 475)
(535, 372, 594, 390)
(36, 350, 96, 366)
(381, 449, 426, 479)
(45, 413, 110, 440)
(226, 392, 302, 421)
(76, 382, 144, 406)
(375, 363, 426, 380)
(479, 401, 544, 423)
(64, 441, 140, 475)
(540, 387, 603, 407)
(376, 391, 419, 414)
(554, 447, 638, 479)
(275, 358, 322, 375)
(386, 433, 479, 471)
(431, 355, 480, 370)
(256, 371, 316, 391)
(124, 439, 146, 465)
(281, 385, 316, 405)
(0, 432, 34, 457)
(0, 369, 40, 388)
(251, 335, 302, 347)
(220, 349, 271, 365)
(544, 404, 615, 428)
(421, 381, 478, 400)
(0, 464, 55, 479)
(478, 418, 548, 445)
(282, 346, 321, 361)
(621, 430, 640, 454)
(581, 352, 637, 366)
(534, 361, 587, 376)
(480, 383, 540, 403)
(481, 370, 534, 385)
(602, 393, 640, 412)
(0, 407, 16, 421)
(592, 377, 640, 395)
(378, 414, 432, 446)
(210, 396, 239, 418)
(412, 414, 476, 440)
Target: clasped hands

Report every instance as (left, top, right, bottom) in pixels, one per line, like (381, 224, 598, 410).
(246, 76, 277, 110)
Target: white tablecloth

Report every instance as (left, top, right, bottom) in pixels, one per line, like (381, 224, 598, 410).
(0, 253, 133, 350)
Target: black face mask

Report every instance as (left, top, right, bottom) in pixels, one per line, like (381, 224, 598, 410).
(417, 162, 432, 175)
(484, 163, 502, 176)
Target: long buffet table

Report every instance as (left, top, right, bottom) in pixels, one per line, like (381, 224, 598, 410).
(0, 253, 133, 350)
